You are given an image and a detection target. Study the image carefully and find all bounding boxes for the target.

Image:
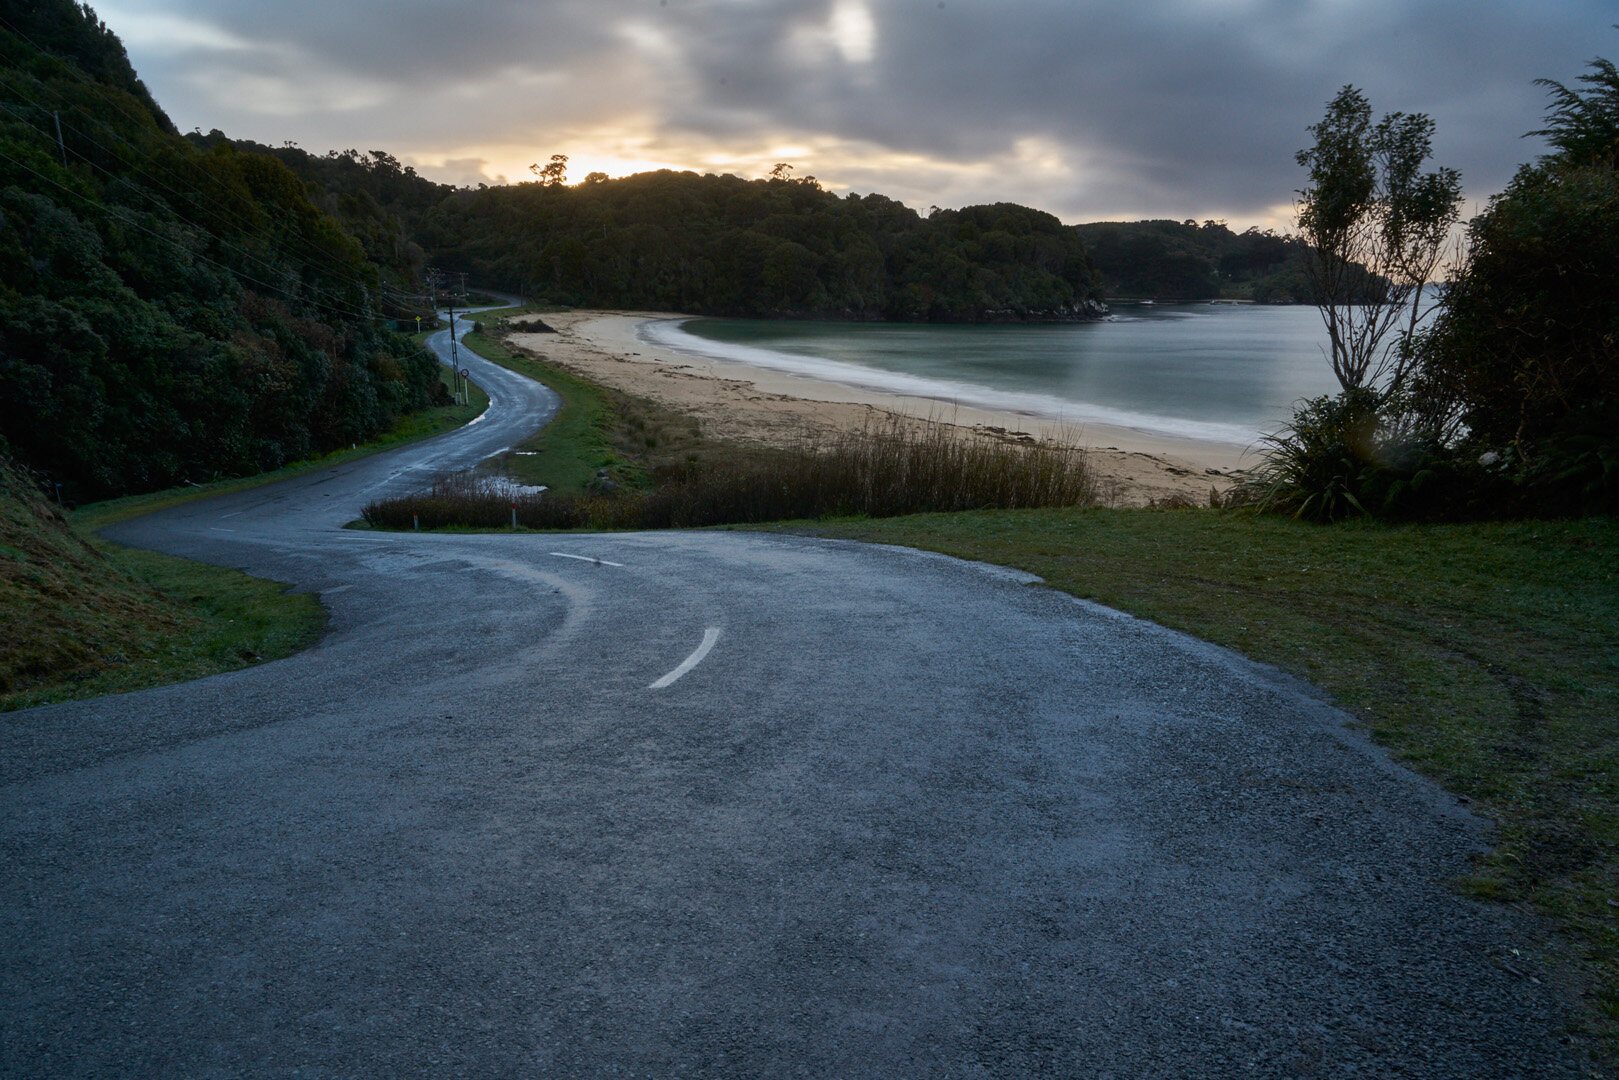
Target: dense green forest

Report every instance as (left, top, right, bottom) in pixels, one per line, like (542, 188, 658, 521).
(224, 143, 1329, 311)
(219, 148, 1109, 323)
(184, 134, 450, 294)
(416, 171, 1106, 321)
(1074, 218, 1324, 302)
(0, 0, 446, 502)
(1411, 56, 1618, 514)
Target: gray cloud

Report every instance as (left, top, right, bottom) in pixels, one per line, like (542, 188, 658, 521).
(99, 0, 1614, 225)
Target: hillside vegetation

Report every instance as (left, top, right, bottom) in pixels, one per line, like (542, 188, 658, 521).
(0, 0, 446, 503)
(0, 457, 322, 709)
(421, 171, 1106, 321)
(195, 144, 1110, 323)
(1075, 218, 1327, 302)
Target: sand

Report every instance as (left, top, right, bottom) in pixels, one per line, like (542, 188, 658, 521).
(507, 311, 1264, 507)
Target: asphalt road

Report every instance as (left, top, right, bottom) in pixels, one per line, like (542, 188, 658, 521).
(0, 312, 1586, 1078)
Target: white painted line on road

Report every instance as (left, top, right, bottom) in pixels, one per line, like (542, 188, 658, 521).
(650, 628, 721, 689)
(550, 552, 625, 567)
(209, 527, 235, 533)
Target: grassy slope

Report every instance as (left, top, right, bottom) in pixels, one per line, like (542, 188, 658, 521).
(0, 460, 326, 710)
(4, 364, 486, 710)
(789, 508, 1618, 1040)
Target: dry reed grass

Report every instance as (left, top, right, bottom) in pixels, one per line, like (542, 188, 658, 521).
(361, 416, 1096, 531)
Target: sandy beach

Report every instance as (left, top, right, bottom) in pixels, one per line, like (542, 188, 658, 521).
(508, 311, 1262, 506)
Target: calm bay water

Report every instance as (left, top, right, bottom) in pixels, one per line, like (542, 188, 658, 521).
(641, 305, 1341, 446)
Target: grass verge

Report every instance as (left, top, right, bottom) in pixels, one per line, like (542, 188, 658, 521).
(1, 458, 327, 711)
(455, 308, 798, 497)
(785, 507, 1618, 1048)
(459, 312, 640, 492)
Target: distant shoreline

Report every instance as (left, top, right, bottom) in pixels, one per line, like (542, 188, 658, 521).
(639, 316, 1264, 449)
(507, 311, 1259, 507)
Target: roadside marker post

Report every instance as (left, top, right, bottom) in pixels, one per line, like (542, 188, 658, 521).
(511, 502, 517, 530)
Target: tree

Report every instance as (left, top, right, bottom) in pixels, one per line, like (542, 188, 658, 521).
(1413, 51, 1619, 512)
(1529, 50, 1619, 167)
(530, 154, 568, 185)
(1295, 87, 1462, 396)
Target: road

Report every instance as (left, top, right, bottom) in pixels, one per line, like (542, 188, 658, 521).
(0, 311, 1584, 1077)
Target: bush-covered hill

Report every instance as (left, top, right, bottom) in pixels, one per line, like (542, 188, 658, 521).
(183, 135, 453, 295)
(202, 144, 1108, 323)
(416, 171, 1106, 322)
(0, 1, 446, 502)
(1074, 218, 1323, 302)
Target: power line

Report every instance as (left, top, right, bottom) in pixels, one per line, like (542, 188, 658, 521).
(0, 145, 381, 324)
(0, 93, 383, 308)
(0, 66, 389, 291)
(0, 18, 428, 297)
(0, 15, 445, 325)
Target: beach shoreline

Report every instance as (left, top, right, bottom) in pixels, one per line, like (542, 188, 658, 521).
(508, 310, 1262, 507)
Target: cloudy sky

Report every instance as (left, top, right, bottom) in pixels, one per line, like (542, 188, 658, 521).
(96, 0, 1609, 229)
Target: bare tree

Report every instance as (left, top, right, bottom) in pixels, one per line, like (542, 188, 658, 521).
(1295, 87, 1463, 396)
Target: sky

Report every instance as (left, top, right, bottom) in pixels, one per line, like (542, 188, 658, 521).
(94, 0, 1611, 230)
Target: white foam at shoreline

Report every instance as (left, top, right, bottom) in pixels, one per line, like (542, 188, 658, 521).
(638, 318, 1260, 448)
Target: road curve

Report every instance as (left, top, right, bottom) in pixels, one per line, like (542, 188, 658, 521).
(0, 312, 1583, 1077)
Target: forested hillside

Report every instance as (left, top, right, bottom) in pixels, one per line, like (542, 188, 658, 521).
(1075, 219, 1322, 302)
(417, 171, 1106, 322)
(224, 148, 1108, 323)
(0, 1, 445, 502)
(184, 135, 452, 294)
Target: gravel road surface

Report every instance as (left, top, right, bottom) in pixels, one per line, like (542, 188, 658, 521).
(0, 311, 1585, 1077)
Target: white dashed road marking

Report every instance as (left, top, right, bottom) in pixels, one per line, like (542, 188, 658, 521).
(550, 552, 624, 567)
(650, 628, 722, 689)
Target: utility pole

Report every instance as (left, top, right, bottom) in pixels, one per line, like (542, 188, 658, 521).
(447, 298, 460, 403)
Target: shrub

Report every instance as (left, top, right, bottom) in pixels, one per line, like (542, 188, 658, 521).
(1236, 389, 1512, 523)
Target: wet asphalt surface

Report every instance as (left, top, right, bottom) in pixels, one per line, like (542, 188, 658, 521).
(0, 312, 1587, 1077)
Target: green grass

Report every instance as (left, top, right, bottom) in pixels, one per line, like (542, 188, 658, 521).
(0, 540, 329, 713)
(785, 507, 1619, 1043)
(0, 457, 327, 711)
(458, 308, 734, 495)
(461, 319, 633, 492)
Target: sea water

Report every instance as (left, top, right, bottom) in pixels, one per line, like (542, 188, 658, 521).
(639, 305, 1342, 447)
